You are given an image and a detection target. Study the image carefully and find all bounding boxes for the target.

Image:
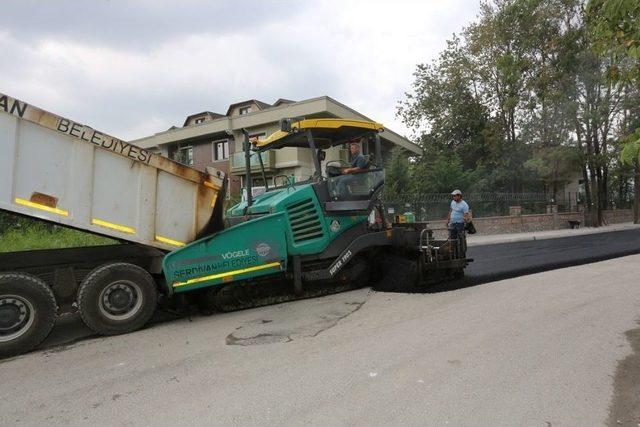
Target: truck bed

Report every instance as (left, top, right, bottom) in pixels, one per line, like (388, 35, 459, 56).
(0, 93, 224, 250)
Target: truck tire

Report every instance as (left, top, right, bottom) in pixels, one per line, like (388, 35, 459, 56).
(0, 272, 57, 358)
(77, 263, 157, 336)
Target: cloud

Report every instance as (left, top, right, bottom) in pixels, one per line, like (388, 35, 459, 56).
(0, 0, 480, 140)
(1, 1, 288, 51)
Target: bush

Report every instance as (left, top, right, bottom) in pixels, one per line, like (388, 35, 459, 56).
(0, 211, 116, 252)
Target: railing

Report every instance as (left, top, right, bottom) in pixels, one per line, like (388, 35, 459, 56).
(230, 151, 276, 174)
(383, 192, 591, 220)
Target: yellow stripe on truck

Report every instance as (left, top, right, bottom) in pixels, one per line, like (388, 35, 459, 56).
(173, 261, 282, 288)
(15, 198, 69, 216)
(155, 235, 186, 247)
(92, 218, 136, 234)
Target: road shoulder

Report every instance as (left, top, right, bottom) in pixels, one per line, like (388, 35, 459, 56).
(467, 222, 640, 246)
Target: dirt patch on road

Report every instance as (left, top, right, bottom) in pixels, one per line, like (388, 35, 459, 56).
(607, 320, 640, 426)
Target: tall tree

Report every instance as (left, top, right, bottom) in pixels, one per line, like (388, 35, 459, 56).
(383, 147, 413, 201)
(400, 0, 637, 226)
(525, 145, 583, 199)
(398, 33, 498, 193)
(463, 0, 553, 194)
(586, 0, 640, 223)
(588, 0, 640, 222)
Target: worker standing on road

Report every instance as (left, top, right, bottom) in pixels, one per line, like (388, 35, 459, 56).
(448, 189, 470, 240)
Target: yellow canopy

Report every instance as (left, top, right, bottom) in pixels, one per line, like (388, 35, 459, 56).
(254, 118, 384, 151)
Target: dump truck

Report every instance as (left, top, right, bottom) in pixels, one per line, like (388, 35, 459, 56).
(0, 93, 470, 358)
(0, 93, 225, 357)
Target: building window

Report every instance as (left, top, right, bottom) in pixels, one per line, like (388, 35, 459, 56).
(239, 106, 251, 115)
(213, 139, 229, 161)
(194, 117, 205, 124)
(174, 146, 193, 166)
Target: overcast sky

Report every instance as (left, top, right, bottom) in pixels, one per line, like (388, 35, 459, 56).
(1, 0, 480, 141)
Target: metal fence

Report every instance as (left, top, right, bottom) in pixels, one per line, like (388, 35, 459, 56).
(383, 192, 585, 221)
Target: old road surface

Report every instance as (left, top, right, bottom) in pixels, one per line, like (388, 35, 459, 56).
(37, 227, 640, 350)
(0, 231, 639, 425)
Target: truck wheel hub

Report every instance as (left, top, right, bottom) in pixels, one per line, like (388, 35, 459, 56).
(109, 288, 132, 309)
(0, 296, 34, 341)
(99, 281, 142, 321)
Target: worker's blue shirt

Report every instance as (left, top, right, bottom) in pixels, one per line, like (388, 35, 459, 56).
(351, 153, 366, 169)
(450, 200, 469, 223)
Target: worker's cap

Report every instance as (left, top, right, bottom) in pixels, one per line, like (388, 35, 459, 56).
(451, 189, 462, 196)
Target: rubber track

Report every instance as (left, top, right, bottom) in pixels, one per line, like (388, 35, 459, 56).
(210, 282, 362, 312)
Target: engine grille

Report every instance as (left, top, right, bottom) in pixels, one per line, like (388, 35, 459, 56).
(286, 199, 324, 243)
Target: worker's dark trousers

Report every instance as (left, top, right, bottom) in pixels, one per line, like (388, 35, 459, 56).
(449, 222, 465, 240)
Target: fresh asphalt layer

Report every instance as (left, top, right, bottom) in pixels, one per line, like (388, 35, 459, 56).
(456, 227, 640, 290)
(36, 227, 640, 351)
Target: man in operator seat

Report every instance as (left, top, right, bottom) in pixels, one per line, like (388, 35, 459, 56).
(336, 138, 367, 197)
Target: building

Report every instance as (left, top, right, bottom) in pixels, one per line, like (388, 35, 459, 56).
(132, 96, 422, 197)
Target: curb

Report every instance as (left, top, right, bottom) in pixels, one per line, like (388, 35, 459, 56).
(467, 223, 640, 247)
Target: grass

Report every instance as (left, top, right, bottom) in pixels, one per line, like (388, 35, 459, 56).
(0, 224, 117, 253)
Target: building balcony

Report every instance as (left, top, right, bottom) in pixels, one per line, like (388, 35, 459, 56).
(230, 150, 276, 175)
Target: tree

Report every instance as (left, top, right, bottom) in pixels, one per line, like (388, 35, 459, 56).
(398, 36, 489, 166)
(525, 145, 583, 199)
(522, 0, 630, 226)
(398, 33, 495, 193)
(621, 127, 640, 222)
(383, 147, 413, 201)
(411, 148, 478, 194)
(463, 0, 537, 191)
(587, 0, 640, 80)
(587, 0, 640, 222)
(399, 0, 638, 224)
